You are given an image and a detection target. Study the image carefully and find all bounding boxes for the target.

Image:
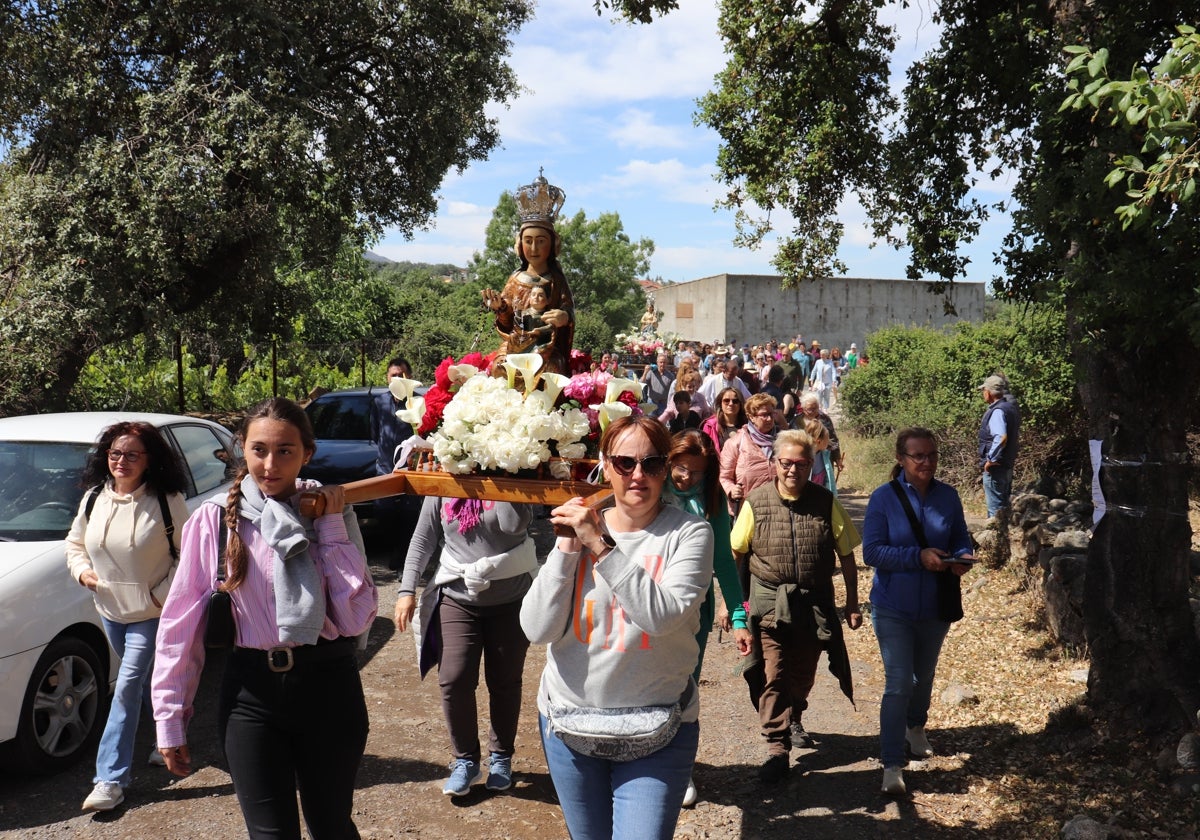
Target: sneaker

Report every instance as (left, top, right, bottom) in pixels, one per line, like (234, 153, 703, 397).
(906, 725, 934, 758)
(148, 747, 167, 767)
(758, 754, 790, 784)
(790, 719, 815, 748)
(442, 758, 482, 797)
(681, 777, 698, 807)
(81, 781, 124, 812)
(485, 753, 513, 792)
(881, 766, 906, 796)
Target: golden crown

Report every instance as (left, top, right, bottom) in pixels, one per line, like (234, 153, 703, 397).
(515, 169, 565, 228)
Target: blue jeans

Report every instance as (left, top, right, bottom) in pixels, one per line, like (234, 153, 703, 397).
(872, 605, 949, 769)
(983, 465, 1013, 518)
(95, 616, 158, 785)
(539, 713, 698, 840)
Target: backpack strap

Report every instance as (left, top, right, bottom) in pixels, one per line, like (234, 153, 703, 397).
(83, 484, 103, 520)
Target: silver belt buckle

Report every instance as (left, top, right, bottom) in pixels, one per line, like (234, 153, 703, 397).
(267, 647, 294, 673)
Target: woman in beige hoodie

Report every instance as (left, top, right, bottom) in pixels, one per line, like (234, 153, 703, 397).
(66, 421, 189, 813)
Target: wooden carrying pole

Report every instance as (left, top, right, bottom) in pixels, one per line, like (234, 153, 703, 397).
(298, 471, 612, 529)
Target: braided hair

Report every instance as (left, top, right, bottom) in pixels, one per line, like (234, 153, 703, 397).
(222, 398, 316, 591)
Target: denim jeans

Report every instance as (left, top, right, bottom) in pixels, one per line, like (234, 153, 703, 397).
(539, 713, 698, 840)
(95, 616, 158, 786)
(983, 465, 1013, 518)
(872, 605, 949, 769)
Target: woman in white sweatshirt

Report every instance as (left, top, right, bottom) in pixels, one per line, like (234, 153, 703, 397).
(66, 421, 190, 813)
(522, 415, 714, 840)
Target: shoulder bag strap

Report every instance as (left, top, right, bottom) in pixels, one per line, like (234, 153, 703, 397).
(216, 514, 228, 586)
(157, 491, 179, 563)
(888, 479, 929, 549)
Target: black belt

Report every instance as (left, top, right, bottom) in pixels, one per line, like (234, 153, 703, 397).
(233, 637, 355, 673)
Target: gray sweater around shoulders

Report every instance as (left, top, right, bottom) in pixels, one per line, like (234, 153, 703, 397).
(398, 496, 534, 607)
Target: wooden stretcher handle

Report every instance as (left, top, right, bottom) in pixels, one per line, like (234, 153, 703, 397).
(551, 489, 616, 537)
(297, 473, 411, 519)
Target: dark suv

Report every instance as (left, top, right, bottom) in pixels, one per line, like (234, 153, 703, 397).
(302, 386, 424, 556)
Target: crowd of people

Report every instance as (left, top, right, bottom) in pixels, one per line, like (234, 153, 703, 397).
(64, 330, 1000, 839)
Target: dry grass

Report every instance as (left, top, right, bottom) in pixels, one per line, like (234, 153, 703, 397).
(834, 427, 1200, 838)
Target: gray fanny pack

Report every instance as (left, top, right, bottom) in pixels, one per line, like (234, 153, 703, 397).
(548, 680, 693, 762)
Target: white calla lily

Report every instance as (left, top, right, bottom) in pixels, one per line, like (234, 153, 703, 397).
(594, 401, 632, 432)
(604, 377, 641, 404)
(503, 353, 544, 395)
(539, 372, 571, 405)
(395, 395, 426, 429)
(447, 364, 479, 386)
(388, 376, 423, 403)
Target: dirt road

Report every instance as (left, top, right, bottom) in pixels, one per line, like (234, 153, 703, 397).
(0, 496, 979, 839)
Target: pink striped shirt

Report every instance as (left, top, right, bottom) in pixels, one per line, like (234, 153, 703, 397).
(152, 496, 378, 748)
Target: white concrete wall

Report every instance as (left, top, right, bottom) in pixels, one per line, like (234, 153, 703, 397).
(654, 273, 987, 350)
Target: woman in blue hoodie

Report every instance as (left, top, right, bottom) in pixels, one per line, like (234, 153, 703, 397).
(862, 427, 975, 797)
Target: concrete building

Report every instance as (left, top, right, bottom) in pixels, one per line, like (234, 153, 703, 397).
(652, 273, 987, 350)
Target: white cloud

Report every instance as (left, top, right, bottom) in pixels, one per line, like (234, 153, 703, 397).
(601, 158, 720, 205)
(608, 108, 691, 149)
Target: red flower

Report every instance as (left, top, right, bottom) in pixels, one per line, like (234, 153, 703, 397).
(417, 385, 454, 437)
(615, 389, 640, 410)
(569, 348, 593, 376)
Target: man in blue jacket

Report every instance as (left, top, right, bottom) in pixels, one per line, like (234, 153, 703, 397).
(978, 374, 1021, 518)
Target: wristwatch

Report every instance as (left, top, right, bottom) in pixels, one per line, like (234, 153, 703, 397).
(600, 533, 616, 549)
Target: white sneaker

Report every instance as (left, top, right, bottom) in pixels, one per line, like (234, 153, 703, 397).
(906, 725, 934, 758)
(881, 766, 906, 796)
(148, 747, 167, 767)
(681, 777, 698, 807)
(82, 781, 124, 812)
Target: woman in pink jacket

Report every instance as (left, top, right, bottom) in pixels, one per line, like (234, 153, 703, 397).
(719, 392, 781, 515)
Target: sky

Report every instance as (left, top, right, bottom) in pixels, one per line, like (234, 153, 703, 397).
(374, 2, 1010, 287)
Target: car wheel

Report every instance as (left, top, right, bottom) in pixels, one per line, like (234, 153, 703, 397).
(9, 637, 106, 773)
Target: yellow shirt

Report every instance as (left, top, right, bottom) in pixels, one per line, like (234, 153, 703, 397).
(731, 486, 860, 557)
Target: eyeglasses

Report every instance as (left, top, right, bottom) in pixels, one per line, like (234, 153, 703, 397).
(608, 454, 669, 478)
(775, 458, 812, 472)
(107, 449, 146, 463)
(903, 452, 939, 463)
(670, 463, 704, 480)
(751, 412, 774, 420)
(721, 398, 741, 405)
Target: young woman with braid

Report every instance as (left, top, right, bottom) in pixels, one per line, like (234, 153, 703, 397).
(152, 398, 378, 840)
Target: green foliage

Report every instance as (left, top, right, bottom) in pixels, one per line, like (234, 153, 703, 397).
(1062, 26, 1200, 230)
(573, 310, 618, 356)
(841, 304, 1080, 488)
(0, 0, 532, 413)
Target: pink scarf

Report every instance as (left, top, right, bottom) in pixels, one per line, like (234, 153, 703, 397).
(445, 497, 482, 535)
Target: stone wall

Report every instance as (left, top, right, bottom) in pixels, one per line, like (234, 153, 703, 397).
(973, 492, 1094, 651)
(653, 273, 988, 349)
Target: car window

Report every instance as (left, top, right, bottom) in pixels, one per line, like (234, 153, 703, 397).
(0, 441, 91, 540)
(168, 424, 237, 497)
(307, 394, 372, 441)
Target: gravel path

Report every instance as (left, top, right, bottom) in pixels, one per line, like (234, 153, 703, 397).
(0, 493, 973, 839)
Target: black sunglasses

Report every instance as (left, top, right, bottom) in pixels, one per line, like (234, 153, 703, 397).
(607, 454, 669, 478)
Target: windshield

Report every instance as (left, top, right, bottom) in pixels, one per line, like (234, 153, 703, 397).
(0, 441, 92, 541)
(307, 394, 372, 441)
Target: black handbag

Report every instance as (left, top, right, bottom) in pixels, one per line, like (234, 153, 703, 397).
(204, 517, 236, 649)
(887, 480, 963, 623)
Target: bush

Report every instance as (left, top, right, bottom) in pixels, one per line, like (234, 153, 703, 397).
(840, 303, 1086, 496)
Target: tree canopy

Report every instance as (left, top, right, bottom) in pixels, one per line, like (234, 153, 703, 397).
(0, 0, 531, 413)
(693, 0, 1200, 734)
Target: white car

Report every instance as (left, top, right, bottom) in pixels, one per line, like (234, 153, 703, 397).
(0, 412, 240, 773)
